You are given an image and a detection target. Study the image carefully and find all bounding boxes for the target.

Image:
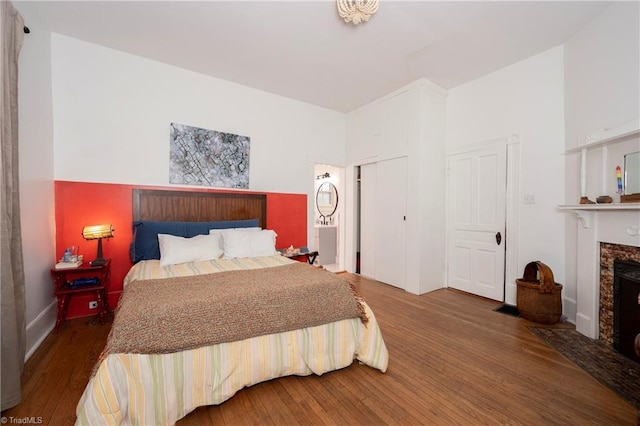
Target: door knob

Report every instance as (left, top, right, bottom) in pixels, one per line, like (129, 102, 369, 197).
(496, 232, 502, 245)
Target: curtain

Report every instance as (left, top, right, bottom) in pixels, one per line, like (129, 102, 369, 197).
(1, 0, 26, 411)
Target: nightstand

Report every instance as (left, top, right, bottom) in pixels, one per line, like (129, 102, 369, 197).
(50, 259, 111, 334)
(278, 248, 319, 265)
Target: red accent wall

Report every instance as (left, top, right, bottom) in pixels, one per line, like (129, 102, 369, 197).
(54, 181, 307, 319)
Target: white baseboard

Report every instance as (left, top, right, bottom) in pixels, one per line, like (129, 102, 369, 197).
(562, 296, 577, 325)
(576, 313, 597, 339)
(25, 301, 56, 362)
(505, 282, 517, 305)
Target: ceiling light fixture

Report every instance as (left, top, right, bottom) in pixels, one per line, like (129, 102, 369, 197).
(337, 0, 379, 25)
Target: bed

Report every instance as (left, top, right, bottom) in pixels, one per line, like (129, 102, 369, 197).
(75, 189, 389, 425)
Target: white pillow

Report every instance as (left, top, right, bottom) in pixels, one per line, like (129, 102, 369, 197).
(209, 227, 261, 251)
(158, 233, 223, 267)
(222, 229, 278, 259)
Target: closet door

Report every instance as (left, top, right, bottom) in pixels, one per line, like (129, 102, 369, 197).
(375, 157, 407, 289)
(359, 163, 377, 279)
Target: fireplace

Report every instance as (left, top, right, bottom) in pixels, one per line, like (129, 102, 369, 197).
(613, 259, 640, 363)
(566, 207, 640, 339)
(599, 242, 640, 345)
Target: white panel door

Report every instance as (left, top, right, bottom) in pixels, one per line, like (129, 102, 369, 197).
(359, 163, 377, 279)
(375, 157, 407, 289)
(447, 146, 506, 301)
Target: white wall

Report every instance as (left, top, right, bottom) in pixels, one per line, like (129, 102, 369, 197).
(446, 46, 566, 309)
(563, 1, 640, 205)
(15, 3, 57, 359)
(563, 2, 640, 329)
(50, 34, 347, 251)
(564, 2, 640, 150)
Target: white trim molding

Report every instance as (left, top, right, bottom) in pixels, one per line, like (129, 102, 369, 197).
(25, 301, 56, 361)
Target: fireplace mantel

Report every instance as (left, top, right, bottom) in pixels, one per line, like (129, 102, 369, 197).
(558, 203, 640, 211)
(562, 207, 640, 339)
(559, 204, 640, 233)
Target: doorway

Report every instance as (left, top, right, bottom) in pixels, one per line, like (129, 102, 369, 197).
(313, 164, 344, 272)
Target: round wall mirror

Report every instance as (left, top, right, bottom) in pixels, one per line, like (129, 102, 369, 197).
(316, 182, 338, 220)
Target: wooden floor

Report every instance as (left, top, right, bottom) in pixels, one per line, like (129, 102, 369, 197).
(3, 274, 638, 425)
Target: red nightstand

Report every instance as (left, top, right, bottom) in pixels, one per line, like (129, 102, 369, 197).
(50, 259, 111, 334)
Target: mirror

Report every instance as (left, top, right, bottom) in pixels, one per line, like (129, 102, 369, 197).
(316, 182, 338, 223)
(624, 151, 640, 194)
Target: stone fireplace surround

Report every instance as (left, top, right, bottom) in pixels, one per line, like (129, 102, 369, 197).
(599, 242, 640, 345)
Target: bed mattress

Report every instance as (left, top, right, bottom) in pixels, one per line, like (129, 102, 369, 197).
(75, 255, 389, 425)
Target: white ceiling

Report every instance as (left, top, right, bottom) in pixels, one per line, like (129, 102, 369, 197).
(18, 1, 612, 112)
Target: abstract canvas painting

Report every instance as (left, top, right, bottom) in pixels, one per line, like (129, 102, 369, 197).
(169, 123, 250, 189)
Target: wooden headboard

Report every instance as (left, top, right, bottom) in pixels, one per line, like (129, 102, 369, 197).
(132, 189, 267, 228)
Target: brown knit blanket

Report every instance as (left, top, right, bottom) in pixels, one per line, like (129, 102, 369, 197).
(102, 263, 368, 356)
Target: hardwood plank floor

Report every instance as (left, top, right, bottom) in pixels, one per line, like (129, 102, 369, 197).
(3, 274, 638, 425)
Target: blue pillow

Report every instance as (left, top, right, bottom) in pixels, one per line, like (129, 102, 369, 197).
(130, 219, 260, 263)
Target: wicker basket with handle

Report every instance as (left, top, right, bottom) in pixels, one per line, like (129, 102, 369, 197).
(516, 261, 562, 324)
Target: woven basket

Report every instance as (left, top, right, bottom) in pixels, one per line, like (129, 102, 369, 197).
(516, 261, 562, 324)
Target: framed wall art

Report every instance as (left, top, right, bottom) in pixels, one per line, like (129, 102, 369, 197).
(169, 123, 250, 189)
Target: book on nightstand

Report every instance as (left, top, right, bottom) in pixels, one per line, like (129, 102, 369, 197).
(54, 260, 82, 270)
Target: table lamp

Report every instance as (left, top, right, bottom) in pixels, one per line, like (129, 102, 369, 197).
(82, 224, 114, 266)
